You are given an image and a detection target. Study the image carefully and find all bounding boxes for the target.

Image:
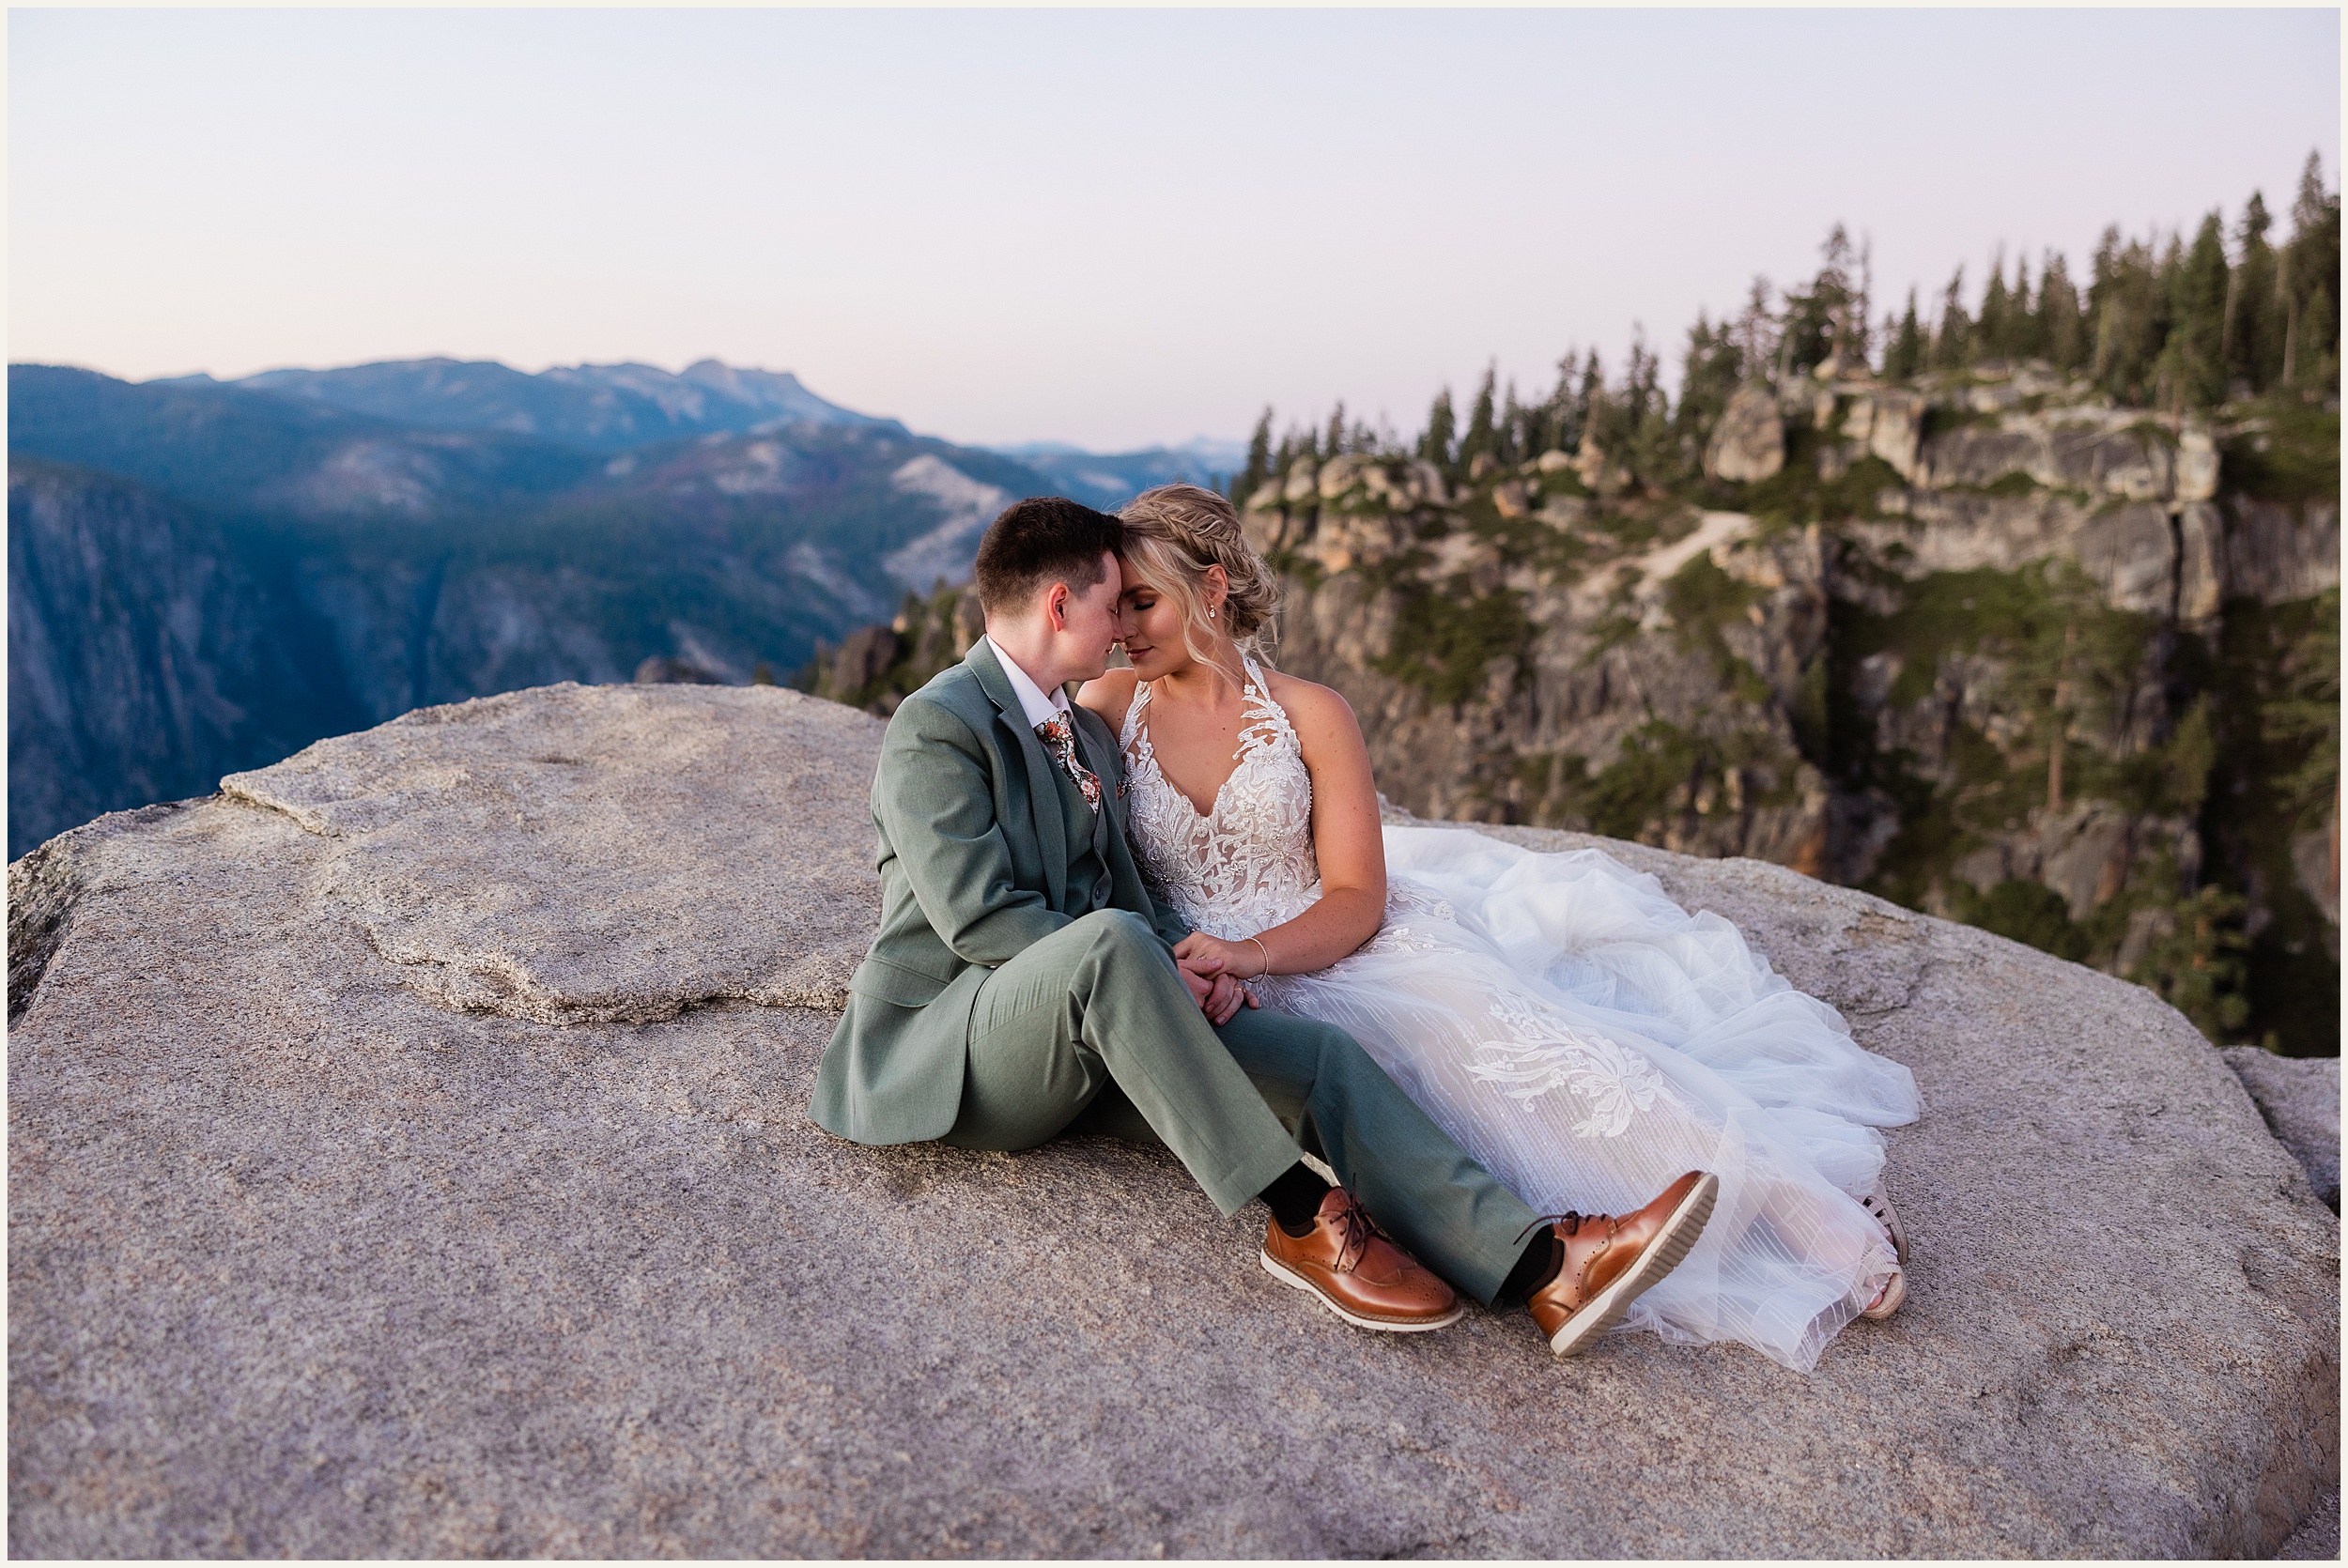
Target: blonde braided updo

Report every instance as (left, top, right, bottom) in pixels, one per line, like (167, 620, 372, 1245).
(1117, 483, 1283, 684)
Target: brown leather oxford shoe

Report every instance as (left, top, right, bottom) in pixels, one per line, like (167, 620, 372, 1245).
(1525, 1170, 1718, 1357)
(1259, 1188, 1465, 1332)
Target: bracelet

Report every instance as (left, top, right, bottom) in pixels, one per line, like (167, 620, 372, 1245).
(1247, 936, 1272, 980)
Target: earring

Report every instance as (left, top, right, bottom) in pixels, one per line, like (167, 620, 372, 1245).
(1209, 607, 1217, 620)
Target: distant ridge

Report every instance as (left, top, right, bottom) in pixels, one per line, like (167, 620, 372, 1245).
(982, 436, 1246, 512)
(226, 357, 901, 453)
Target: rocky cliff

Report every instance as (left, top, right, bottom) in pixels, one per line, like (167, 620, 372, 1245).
(7, 461, 356, 862)
(1244, 361, 2340, 1053)
(8, 683, 2337, 1556)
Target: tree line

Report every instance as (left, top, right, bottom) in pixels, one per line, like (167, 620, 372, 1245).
(1230, 152, 2340, 504)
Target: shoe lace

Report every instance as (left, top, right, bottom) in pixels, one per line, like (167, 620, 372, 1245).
(1514, 1211, 1591, 1246)
(1329, 1189, 1383, 1274)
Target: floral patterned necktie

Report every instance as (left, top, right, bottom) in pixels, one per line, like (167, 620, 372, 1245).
(1034, 715, 1103, 811)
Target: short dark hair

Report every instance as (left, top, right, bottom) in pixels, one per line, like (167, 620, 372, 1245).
(972, 497, 1124, 615)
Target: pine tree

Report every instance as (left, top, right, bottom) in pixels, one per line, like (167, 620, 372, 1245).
(1515, 383, 1544, 461)
(2230, 191, 2281, 392)
(1498, 381, 1526, 465)
(1777, 223, 1861, 375)
(1976, 254, 2012, 364)
(2039, 252, 2085, 373)
(1551, 349, 1592, 454)
(1233, 407, 1274, 503)
(1324, 401, 1348, 460)
(2167, 210, 2232, 408)
(2090, 228, 2131, 395)
(1882, 289, 1926, 380)
(2090, 226, 2173, 405)
(1529, 349, 1576, 454)
(1573, 351, 1620, 470)
(1618, 329, 1669, 483)
(1621, 331, 1661, 427)
(2282, 151, 2342, 393)
(1674, 310, 1744, 448)
(2299, 283, 2339, 394)
(1418, 388, 1456, 470)
(1459, 365, 1499, 471)
(1734, 278, 1776, 382)
(1852, 231, 1876, 362)
(2006, 254, 2042, 361)
(1930, 267, 1971, 370)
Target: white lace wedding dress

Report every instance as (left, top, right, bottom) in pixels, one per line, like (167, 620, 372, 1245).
(1120, 661, 1921, 1371)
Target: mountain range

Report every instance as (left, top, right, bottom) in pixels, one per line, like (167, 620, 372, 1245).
(215, 357, 899, 451)
(7, 357, 1232, 856)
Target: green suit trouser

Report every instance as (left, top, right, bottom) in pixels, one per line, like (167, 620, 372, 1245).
(942, 908, 1540, 1305)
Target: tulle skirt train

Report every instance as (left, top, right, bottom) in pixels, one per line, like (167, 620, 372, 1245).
(1248, 826, 1922, 1371)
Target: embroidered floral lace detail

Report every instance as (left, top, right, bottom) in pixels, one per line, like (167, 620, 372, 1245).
(1121, 663, 1668, 1139)
(1465, 989, 1665, 1138)
(1355, 923, 1446, 956)
(1382, 880, 1458, 923)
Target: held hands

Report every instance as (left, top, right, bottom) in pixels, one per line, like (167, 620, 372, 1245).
(1175, 931, 1268, 981)
(1175, 948, 1259, 1026)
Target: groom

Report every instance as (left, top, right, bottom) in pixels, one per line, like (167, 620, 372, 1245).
(811, 497, 1712, 1353)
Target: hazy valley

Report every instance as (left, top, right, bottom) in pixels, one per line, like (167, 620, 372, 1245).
(7, 359, 1229, 855)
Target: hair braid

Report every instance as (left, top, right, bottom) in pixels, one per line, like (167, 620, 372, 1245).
(1117, 484, 1284, 681)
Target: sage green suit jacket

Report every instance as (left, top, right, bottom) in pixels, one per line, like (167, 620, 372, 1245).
(811, 640, 1193, 1145)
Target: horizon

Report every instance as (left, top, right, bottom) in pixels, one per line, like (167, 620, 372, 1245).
(10, 8, 2339, 450)
(12, 351, 1252, 460)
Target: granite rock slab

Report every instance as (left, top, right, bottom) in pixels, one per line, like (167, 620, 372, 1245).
(2223, 1047, 2341, 1211)
(9, 684, 2339, 1556)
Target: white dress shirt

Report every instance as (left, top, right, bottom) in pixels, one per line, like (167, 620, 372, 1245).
(981, 635, 1073, 730)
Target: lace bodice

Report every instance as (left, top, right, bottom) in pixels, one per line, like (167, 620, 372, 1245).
(1120, 659, 1322, 940)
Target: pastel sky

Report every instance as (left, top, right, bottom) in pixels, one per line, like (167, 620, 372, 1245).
(9, 8, 2339, 452)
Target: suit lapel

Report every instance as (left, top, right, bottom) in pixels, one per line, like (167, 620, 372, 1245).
(968, 639, 1068, 912)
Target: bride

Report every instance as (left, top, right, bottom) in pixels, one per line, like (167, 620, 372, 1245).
(1076, 484, 1921, 1372)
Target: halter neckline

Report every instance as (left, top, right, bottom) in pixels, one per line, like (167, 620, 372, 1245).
(1125, 657, 1290, 823)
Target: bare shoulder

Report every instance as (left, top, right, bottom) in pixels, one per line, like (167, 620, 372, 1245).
(1262, 670, 1362, 746)
(1074, 667, 1142, 726)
